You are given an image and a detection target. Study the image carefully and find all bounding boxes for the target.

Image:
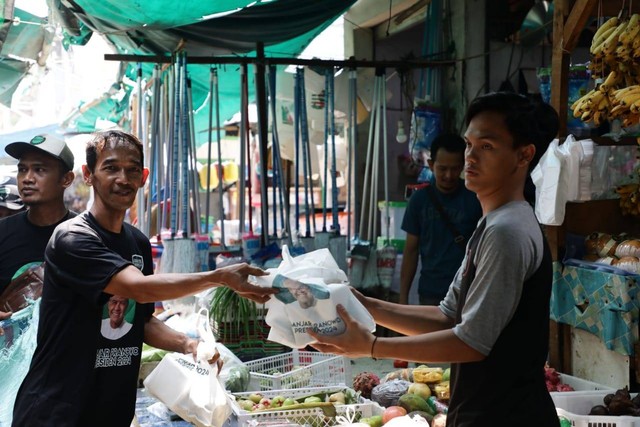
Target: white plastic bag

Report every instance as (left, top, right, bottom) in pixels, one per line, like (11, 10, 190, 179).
(532, 136, 586, 225)
(144, 309, 231, 427)
(258, 245, 375, 348)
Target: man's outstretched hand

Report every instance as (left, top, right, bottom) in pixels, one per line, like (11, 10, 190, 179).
(215, 263, 275, 304)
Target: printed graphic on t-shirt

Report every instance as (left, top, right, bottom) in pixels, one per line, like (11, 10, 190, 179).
(272, 274, 330, 309)
(100, 295, 135, 340)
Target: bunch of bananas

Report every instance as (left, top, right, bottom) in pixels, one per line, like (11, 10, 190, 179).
(590, 14, 640, 75)
(610, 85, 640, 126)
(616, 183, 640, 216)
(571, 88, 609, 126)
(575, 14, 640, 128)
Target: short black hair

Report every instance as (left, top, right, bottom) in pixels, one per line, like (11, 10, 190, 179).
(465, 92, 559, 172)
(430, 133, 465, 162)
(85, 130, 144, 172)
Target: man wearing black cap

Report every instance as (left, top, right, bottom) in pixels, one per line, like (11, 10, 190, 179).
(0, 134, 76, 329)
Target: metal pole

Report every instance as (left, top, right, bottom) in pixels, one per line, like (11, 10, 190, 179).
(254, 42, 270, 247)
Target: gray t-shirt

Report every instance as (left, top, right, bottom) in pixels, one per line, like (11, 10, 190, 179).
(440, 201, 544, 355)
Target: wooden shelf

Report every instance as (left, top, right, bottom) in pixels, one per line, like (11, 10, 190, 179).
(591, 136, 640, 146)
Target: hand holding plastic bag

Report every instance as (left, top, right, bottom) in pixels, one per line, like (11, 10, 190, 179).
(144, 309, 231, 427)
(258, 246, 375, 349)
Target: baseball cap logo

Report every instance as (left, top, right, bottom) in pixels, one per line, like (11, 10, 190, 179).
(30, 136, 46, 145)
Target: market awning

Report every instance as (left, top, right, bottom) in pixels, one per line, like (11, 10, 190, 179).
(0, 6, 48, 106)
(52, 0, 356, 143)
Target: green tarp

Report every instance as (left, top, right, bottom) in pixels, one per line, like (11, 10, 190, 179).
(0, 6, 46, 107)
(54, 0, 357, 143)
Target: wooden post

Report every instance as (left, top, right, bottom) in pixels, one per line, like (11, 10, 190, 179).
(548, 0, 597, 374)
(550, 0, 570, 137)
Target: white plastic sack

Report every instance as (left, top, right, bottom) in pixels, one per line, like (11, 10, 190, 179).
(144, 309, 231, 427)
(532, 135, 587, 225)
(384, 414, 431, 426)
(257, 245, 375, 349)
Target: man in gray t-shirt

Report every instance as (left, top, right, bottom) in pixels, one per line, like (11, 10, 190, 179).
(308, 92, 560, 427)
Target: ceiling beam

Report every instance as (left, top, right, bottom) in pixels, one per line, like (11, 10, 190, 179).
(346, 0, 427, 29)
(563, 0, 597, 51)
(373, 2, 428, 39)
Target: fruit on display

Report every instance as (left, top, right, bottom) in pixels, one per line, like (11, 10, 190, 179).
(393, 359, 409, 368)
(544, 365, 575, 392)
(408, 382, 432, 399)
(572, 14, 640, 128)
(398, 393, 434, 415)
(358, 415, 383, 427)
(412, 367, 443, 384)
(353, 371, 381, 399)
(431, 413, 447, 427)
(589, 387, 640, 416)
(234, 389, 356, 413)
(381, 406, 407, 424)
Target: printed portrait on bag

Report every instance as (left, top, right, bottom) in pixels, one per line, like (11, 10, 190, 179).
(272, 274, 330, 309)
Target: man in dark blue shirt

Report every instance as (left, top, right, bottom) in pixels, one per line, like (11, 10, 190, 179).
(399, 134, 482, 306)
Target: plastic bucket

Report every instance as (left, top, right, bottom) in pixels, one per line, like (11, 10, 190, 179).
(377, 201, 408, 240)
(376, 245, 397, 288)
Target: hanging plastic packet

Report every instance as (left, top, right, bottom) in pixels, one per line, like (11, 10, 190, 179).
(409, 97, 441, 154)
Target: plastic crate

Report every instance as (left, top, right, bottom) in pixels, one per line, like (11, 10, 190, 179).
(245, 350, 350, 391)
(555, 392, 640, 427)
(225, 386, 384, 427)
(550, 373, 615, 400)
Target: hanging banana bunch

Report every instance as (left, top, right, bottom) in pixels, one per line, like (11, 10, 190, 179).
(578, 13, 640, 128)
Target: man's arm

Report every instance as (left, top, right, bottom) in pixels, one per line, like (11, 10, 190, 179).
(399, 233, 419, 304)
(104, 263, 274, 304)
(144, 315, 198, 356)
(351, 287, 454, 335)
(309, 304, 485, 364)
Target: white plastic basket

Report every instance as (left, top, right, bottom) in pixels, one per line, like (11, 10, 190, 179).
(245, 350, 350, 391)
(550, 373, 615, 400)
(555, 391, 640, 427)
(226, 386, 384, 427)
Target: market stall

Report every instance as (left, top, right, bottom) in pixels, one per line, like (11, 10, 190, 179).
(541, 0, 640, 423)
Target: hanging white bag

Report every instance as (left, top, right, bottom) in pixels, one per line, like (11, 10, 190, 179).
(143, 309, 231, 427)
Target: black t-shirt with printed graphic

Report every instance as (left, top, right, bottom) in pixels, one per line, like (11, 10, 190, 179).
(0, 210, 76, 294)
(13, 212, 154, 427)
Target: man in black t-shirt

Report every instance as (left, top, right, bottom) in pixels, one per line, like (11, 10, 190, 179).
(12, 130, 275, 427)
(0, 134, 76, 334)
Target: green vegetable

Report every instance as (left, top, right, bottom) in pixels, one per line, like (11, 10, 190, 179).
(224, 366, 250, 392)
(141, 344, 168, 363)
(304, 396, 323, 404)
